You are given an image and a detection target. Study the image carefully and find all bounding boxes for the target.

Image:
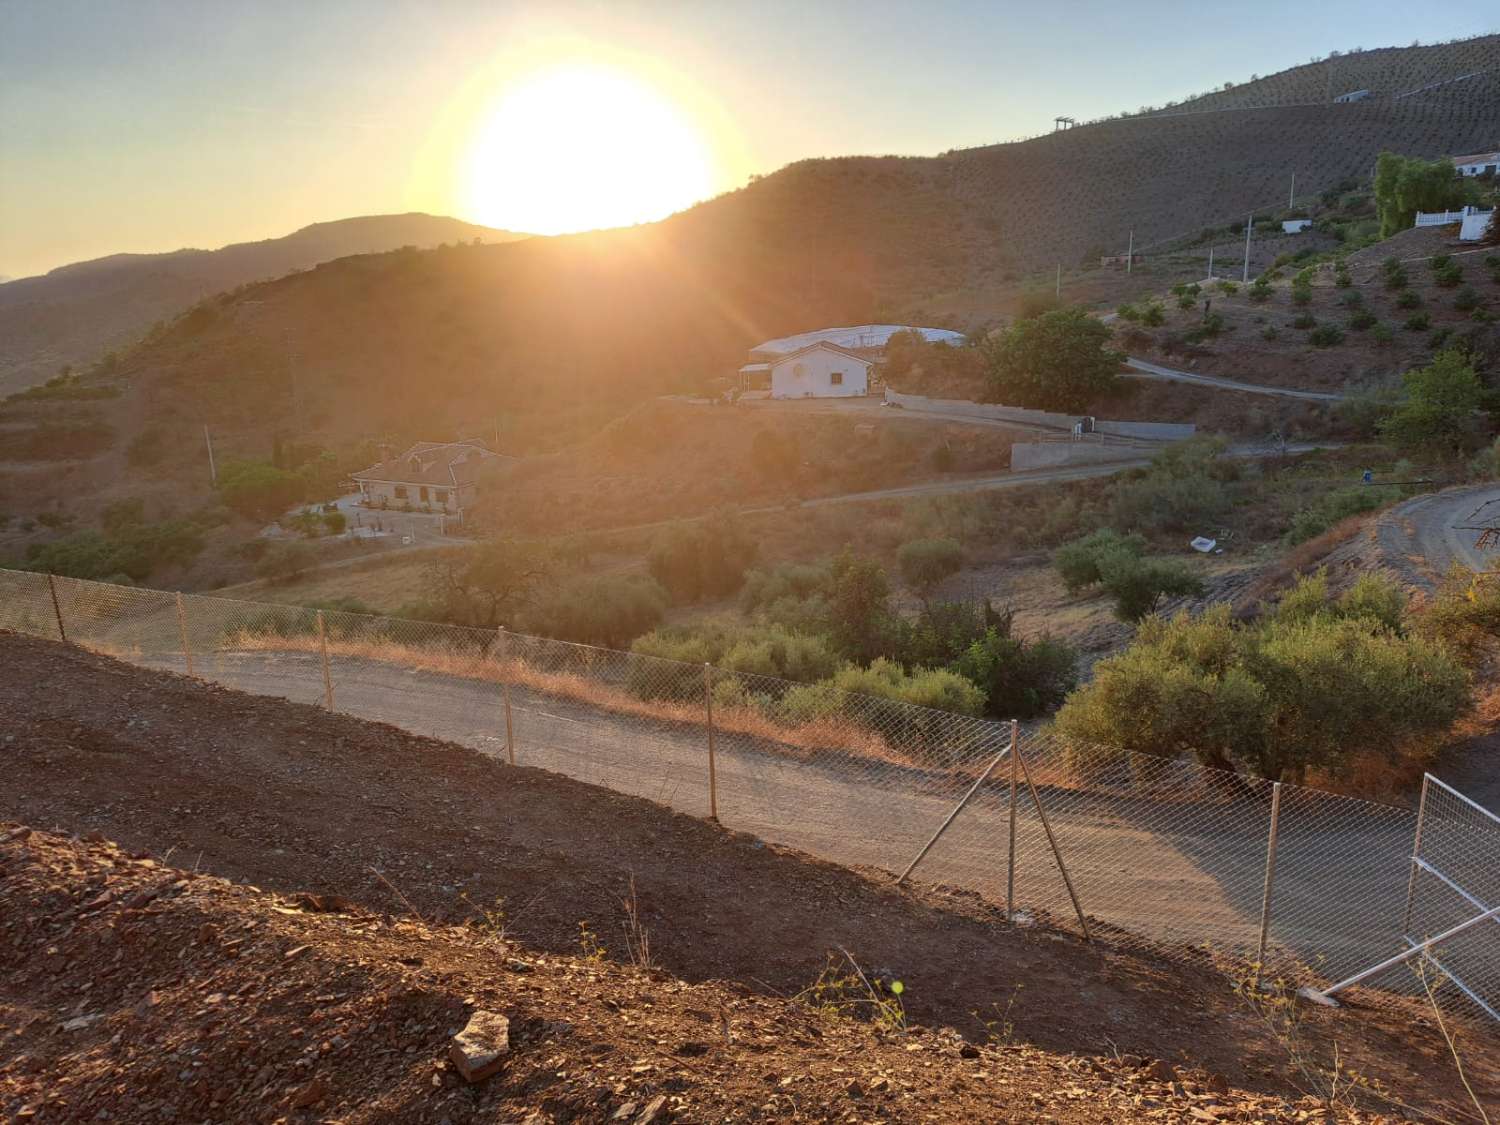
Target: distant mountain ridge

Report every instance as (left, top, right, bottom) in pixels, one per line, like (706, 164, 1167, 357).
(0, 213, 528, 395)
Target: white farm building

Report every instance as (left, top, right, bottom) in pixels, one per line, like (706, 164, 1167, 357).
(1453, 150, 1500, 177)
(738, 324, 964, 399)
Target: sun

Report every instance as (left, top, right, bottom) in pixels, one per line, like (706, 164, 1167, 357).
(463, 63, 717, 235)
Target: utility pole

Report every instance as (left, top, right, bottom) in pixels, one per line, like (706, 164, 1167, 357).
(1289, 171, 1296, 209)
(1126, 229, 1134, 274)
(203, 424, 217, 486)
(1055, 262, 1061, 298)
(1242, 214, 1254, 284)
(1207, 246, 1214, 280)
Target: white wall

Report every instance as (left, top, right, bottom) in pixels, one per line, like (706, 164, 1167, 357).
(770, 348, 869, 398)
(1460, 208, 1495, 241)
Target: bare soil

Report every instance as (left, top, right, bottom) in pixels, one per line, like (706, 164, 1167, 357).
(2, 632, 1497, 1121)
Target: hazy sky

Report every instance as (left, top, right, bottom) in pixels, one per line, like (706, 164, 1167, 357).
(2, 0, 1495, 279)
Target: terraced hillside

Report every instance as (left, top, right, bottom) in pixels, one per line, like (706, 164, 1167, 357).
(1135, 34, 1500, 115)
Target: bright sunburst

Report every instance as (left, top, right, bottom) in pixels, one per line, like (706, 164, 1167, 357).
(463, 63, 716, 235)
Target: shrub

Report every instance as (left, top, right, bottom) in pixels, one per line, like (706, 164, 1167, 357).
(1291, 286, 1312, 307)
(1283, 485, 1399, 545)
(1347, 310, 1377, 331)
(1384, 267, 1409, 290)
(1334, 269, 1352, 289)
(1097, 553, 1205, 622)
(949, 628, 1078, 719)
(1339, 289, 1363, 307)
(1247, 282, 1271, 304)
(1177, 294, 1196, 310)
(1404, 312, 1431, 332)
(831, 658, 986, 717)
(1292, 313, 1316, 330)
(647, 510, 756, 603)
(1140, 301, 1166, 327)
(1261, 325, 1279, 341)
(741, 561, 831, 613)
(981, 307, 1124, 411)
(1454, 285, 1481, 312)
(1055, 586, 1468, 782)
(1430, 253, 1452, 270)
(217, 460, 304, 521)
(1216, 280, 1239, 295)
(1433, 264, 1463, 289)
(1379, 349, 1484, 453)
(1395, 290, 1421, 309)
(1309, 324, 1344, 347)
(1373, 323, 1394, 345)
(22, 518, 205, 582)
(1053, 529, 1146, 594)
(521, 574, 668, 649)
(897, 538, 964, 598)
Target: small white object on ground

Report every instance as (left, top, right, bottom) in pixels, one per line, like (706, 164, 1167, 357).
(1189, 537, 1217, 553)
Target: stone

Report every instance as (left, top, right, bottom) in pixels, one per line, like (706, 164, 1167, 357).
(449, 1010, 510, 1083)
(959, 1044, 981, 1059)
(634, 1095, 667, 1124)
(1143, 1059, 1176, 1083)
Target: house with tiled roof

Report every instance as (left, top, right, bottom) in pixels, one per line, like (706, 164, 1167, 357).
(350, 440, 507, 516)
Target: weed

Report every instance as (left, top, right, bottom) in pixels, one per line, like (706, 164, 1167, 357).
(978, 984, 1025, 1048)
(577, 920, 608, 962)
(459, 892, 509, 939)
(796, 949, 907, 1033)
(619, 874, 654, 971)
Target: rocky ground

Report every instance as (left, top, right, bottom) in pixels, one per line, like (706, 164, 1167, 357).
(2, 631, 1497, 1121)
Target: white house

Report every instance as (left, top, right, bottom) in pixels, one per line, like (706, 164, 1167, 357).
(1453, 151, 1500, 177)
(1333, 89, 1371, 103)
(745, 340, 873, 399)
(1281, 219, 1313, 234)
(350, 440, 506, 516)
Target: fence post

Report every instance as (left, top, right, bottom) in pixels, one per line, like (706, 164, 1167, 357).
(46, 573, 67, 643)
(175, 591, 195, 677)
(498, 627, 516, 766)
(1007, 719, 1019, 922)
(1015, 736, 1091, 941)
(704, 663, 718, 821)
(315, 610, 334, 710)
(1254, 781, 1282, 984)
(896, 730, 1011, 886)
(1401, 774, 1431, 936)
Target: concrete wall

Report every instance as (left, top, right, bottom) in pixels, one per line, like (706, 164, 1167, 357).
(771, 347, 869, 398)
(1010, 441, 1151, 472)
(883, 389, 1195, 442)
(1461, 208, 1495, 241)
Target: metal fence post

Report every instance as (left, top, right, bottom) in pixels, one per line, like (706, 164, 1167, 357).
(1401, 774, 1430, 937)
(175, 591, 195, 677)
(46, 573, 67, 643)
(704, 663, 718, 821)
(896, 733, 1011, 885)
(1254, 781, 1282, 984)
(1007, 719, 1019, 922)
(498, 627, 516, 766)
(315, 610, 334, 710)
(1015, 735, 1091, 941)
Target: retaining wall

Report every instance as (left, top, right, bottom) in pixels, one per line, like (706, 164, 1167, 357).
(884, 388, 1195, 442)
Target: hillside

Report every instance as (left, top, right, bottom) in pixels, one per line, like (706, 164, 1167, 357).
(1, 35, 1496, 534)
(0, 213, 528, 396)
(3, 631, 1494, 1121)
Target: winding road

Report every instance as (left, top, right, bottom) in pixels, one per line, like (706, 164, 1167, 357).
(1374, 483, 1499, 589)
(1122, 357, 1347, 402)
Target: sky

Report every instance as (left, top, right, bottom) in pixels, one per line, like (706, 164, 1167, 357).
(1, 0, 1496, 280)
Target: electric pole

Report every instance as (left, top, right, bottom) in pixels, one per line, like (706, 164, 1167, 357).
(1126, 229, 1134, 274)
(1289, 171, 1296, 209)
(203, 424, 217, 486)
(1055, 262, 1061, 298)
(1207, 246, 1214, 280)
(1242, 215, 1254, 283)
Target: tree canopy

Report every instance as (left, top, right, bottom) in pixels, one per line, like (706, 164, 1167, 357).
(980, 307, 1122, 412)
(1373, 152, 1465, 237)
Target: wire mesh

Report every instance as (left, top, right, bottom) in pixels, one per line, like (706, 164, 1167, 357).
(2, 565, 1495, 1019)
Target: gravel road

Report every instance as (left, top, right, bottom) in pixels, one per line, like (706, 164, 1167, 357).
(1123, 357, 1346, 402)
(1374, 482, 1500, 591)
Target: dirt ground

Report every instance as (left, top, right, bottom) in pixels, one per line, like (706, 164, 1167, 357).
(2, 632, 1497, 1121)
(2, 827, 1419, 1125)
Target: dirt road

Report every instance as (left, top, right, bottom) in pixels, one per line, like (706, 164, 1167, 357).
(1123, 357, 1347, 402)
(1374, 482, 1500, 590)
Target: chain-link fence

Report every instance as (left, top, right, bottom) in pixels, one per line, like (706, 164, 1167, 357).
(3, 567, 1495, 1022)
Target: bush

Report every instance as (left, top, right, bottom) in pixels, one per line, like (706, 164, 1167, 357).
(1247, 282, 1271, 304)
(1097, 553, 1205, 622)
(1379, 349, 1484, 453)
(830, 658, 986, 717)
(1109, 438, 1231, 534)
(1055, 583, 1469, 781)
(1347, 310, 1377, 331)
(218, 460, 304, 521)
(1309, 323, 1344, 347)
(647, 510, 756, 603)
(1339, 289, 1363, 307)
(1404, 312, 1431, 332)
(1261, 325, 1279, 341)
(981, 307, 1124, 412)
(1384, 267, 1409, 290)
(1395, 290, 1421, 309)
(1433, 264, 1463, 289)
(1283, 485, 1399, 544)
(950, 628, 1078, 719)
(1292, 313, 1316, 330)
(897, 538, 964, 598)
(23, 518, 205, 582)
(1053, 529, 1146, 594)
(1454, 285, 1481, 312)
(521, 574, 668, 649)
(1140, 301, 1166, 327)
(1291, 286, 1312, 307)
(1373, 323, 1394, 345)
(1216, 280, 1239, 295)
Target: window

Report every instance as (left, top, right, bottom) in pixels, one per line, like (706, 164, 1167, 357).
(394, 486, 408, 500)
(830, 371, 843, 386)
(419, 486, 429, 502)
(435, 489, 448, 504)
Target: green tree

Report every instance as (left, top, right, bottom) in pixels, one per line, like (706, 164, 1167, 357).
(980, 307, 1123, 411)
(429, 538, 555, 627)
(897, 538, 964, 602)
(1378, 349, 1485, 453)
(647, 510, 756, 603)
(1098, 553, 1205, 622)
(217, 460, 305, 521)
(826, 548, 897, 663)
(1373, 152, 1465, 237)
(950, 628, 1078, 719)
(1053, 529, 1146, 594)
(522, 574, 668, 648)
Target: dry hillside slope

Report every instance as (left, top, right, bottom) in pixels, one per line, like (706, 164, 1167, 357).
(0, 213, 528, 396)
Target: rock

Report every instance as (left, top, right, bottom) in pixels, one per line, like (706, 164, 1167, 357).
(1206, 1073, 1229, 1095)
(449, 1010, 510, 1083)
(60, 1014, 101, 1032)
(959, 1044, 981, 1059)
(2, 826, 31, 844)
(611, 1103, 637, 1121)
(1143, 1059, 1176, 1083)
(290, 1076, 328, 1107)
(635, 1095, 667, 1124)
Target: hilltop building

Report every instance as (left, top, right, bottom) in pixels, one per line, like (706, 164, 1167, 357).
(351, 440, 506, 516)
(1453, 150, 1500, 176)
(737, 324, 964, 398)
